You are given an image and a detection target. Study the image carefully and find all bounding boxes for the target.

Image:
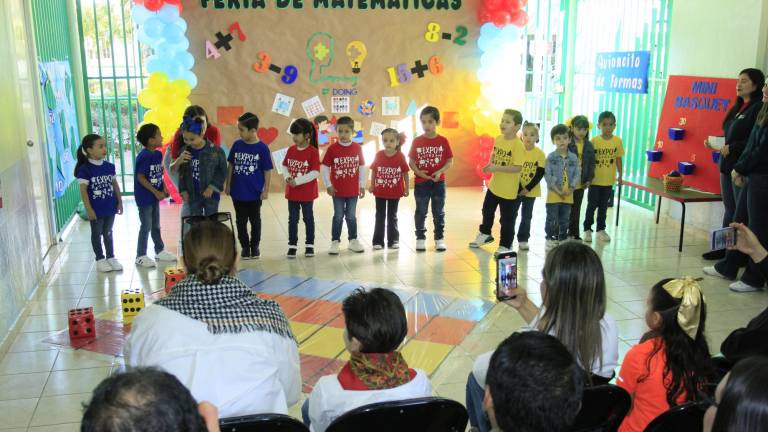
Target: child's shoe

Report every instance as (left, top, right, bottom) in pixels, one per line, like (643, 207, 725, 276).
(415, 239, 426, 251)
(305, 245, 315, 257)
(107, 258, 123, 271)
(469, 232, 494, 248)
(251, 245, 260, 259)
(96, 259, 112, 273)
(349, 239, 365, 253)
(287, 246, 297, 259)
(373, 244, 384, 250)
(435, 239, 447, 252)
(729, 281, 763, 293)
(241, 248, 251, 260)
(135, 256, 156, 268)
(389, 242, 400, 249)
(495, 246, 511, 256)
(583, 230, 593, 243)
(155, 250, 177, 261)
(518, 242, 529, 251)
(597, 231, 611, 242)
(545, 239, 558, 251)
(329, 241, 340, 255)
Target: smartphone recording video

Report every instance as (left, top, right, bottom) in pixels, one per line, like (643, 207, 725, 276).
(710, 227, 736, 251)
(496, 251, 517, 301)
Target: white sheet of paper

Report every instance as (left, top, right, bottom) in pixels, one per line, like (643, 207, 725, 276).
(271, 147, 289, 177)
(382, 96, 400, 116)
(709, 136, 725, 150)
(331, 96, 350, 114)
(302, 96, 325, 118)
(369, 121, 387, 137)
(272, 94, 294, 117)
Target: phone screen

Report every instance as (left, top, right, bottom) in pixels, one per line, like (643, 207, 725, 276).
(710, 227, 737, 251)
(496, 253, 517, 301)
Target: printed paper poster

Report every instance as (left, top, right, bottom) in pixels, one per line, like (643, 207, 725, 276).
(272, 93, 295, 117)
(382, 97, 400, 116)
(331, 96, 350, 113)
(302, 96, 325, 118)
(271, 147, 289, 177)
(369, 121, 387, 137)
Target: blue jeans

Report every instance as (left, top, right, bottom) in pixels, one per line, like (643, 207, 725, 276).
(414, 181, 446, 240)
(583, 185, 613, 232)
(466, 373, 491, 432)
(181, 197, 219, 217)
(90, 215, 115, 261)
(137, 203, 164, 257)
(373, 198, 400, 247)
(546, 203, 571, 240)
(516, 196, 536, 242)
(289, 201, 315, 246)
(720, 172, 742, 227)
(332, 196, 358, 241)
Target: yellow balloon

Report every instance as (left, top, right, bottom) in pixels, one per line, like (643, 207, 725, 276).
(147, 72, 168, 90)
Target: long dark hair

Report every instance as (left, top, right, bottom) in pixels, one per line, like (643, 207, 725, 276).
(724, 68, 765, 129)
(712, 356, 768, 432)
(289, 118, 318, 148)
(569, 115, 591, 145)
(640, 279, 713, 406)
(174, 105, 209, 149)
(74, 134, 103, 176)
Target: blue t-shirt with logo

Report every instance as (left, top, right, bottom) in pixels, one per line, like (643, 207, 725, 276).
(227, 140, 273, 201)
(76, 160, 117, 218)
(134, 148, 164, 207)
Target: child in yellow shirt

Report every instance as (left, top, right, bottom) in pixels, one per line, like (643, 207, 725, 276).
(515, 122, 546, 251)
(584, 111, 624, 242)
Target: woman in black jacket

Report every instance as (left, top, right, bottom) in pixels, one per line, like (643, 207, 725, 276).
(703, 68, 765, 260)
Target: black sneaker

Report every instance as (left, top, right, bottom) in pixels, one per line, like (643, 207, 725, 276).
(702, 249, 725, 260)
(251, 245, 260, 259)
(241, 247, 251, 260)
(287, 247, 297, 259)
(305, 246, 315, 257)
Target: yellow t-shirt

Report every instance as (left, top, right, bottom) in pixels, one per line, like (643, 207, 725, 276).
(591, 135, 624, 186)
(488, 136, 525, 200)
(518, 145, 546, 198)
(547, 157, 574, 204)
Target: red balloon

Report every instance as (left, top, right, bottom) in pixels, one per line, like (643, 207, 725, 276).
(492, 10, 512, 27)
(502, 0, 522, 11)
(143, 0, 163, 11)
(511, 10, 529, 26)
(484, 0, 504, 12)
(476, 6, 493, 24)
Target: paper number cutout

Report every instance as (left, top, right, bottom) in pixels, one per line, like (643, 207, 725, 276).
(282, 65, 298, 84)
(428, 56, 444, 75)
(386, 67, 400, 87)
(205, 40, 221, 59)
(252, 52, 272, 73)
(425, 22, 441, 42)
(228, 22, 246, 41)
(454, 25, 468, 45)
(396, 64, 412, 83)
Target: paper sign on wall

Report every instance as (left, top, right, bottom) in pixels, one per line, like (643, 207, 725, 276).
(405, 99, 418, 116)
(302, 96, 325, 118)
(331, 96, 351, 113)
(271, 147, 289, 177)
(369, 121, 387, 137)
(217, 106, 244, 125)
(272, 93, 295, 117)
(382, 97, 400, 116)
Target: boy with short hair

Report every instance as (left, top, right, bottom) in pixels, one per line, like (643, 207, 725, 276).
(134, 123, 177, 268)
(304, 288, 432, 432)
(584, 111, 623, 242)
(409, 106, 453, 252)
(545, 124, 580, 250)
(321, 116, 366, 255)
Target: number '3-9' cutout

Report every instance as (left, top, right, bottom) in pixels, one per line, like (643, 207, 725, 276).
(252, 52, 271, 73)
(281, 66, 298, 84)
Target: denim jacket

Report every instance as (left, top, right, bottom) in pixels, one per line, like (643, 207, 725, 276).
(568, 138, 595, 184)
(178, 140, 228, 197)
(545, 151, 581, 193)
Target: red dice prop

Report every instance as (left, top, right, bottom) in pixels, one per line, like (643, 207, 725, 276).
(164, 268, 186, 294)
(68, 307, 95, 339)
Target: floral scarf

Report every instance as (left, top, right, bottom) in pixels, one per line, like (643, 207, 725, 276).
(338, 351, 414, 390)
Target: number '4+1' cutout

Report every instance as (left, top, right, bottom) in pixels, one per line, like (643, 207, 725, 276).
(206, 40, 221, 59)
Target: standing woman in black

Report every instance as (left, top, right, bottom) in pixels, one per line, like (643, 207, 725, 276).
(703, 68, 764, 260)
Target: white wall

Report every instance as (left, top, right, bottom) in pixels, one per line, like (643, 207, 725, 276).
(662, 0, 768, 230)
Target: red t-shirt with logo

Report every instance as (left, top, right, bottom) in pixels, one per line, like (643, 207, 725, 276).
(408, 135, 453, 184)
(321, 142, 365, 198)
(371, 151, 409, 199)
(283, 145, 320, 202)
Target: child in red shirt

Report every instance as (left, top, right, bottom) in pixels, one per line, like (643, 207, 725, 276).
(321, 116, 366, 255)
(408, 106, 453, 252)
(617, 277, 714, 432)
(283, 118, 321, 258)
(370, 129, 410, 250)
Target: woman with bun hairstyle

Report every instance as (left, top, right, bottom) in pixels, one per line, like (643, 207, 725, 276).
(125, 216, 300, 418)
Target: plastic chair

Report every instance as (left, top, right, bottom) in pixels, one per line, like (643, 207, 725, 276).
(571, 384, 631, 432)
(643, 401, 709, 432)
(326, 397, 468, 432)
(219, 413, 309, 432)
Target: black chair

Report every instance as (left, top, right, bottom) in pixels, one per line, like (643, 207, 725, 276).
(643, 401, 709, 432)
(326, 397, 468, 432)
(219, 413, 309, 432)
(571, 384, 631, 432)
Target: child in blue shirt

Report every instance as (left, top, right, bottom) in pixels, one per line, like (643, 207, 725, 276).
(134, 123, 177, 268)
(75, 134, 124, 273)
(225, 112, 273, 260)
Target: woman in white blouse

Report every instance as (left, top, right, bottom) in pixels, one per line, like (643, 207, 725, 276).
(466, 241, 619, 432)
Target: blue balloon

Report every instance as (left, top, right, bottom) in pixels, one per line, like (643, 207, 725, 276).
(157, 4, 180, 23)
(480, 23, 501, 41)
(181, 70, 197, 88)
(500, 24, 522, 40)
(175, 17, 187, 32)
(154, 41, 177, 59)
(136, 26, 155, 46)
(176, 52, 194, 70)
(131, 5, 154, 26)
(143, 17, 164, 39)
(162, 23, 185, 44)
(477, 35, 494, 53)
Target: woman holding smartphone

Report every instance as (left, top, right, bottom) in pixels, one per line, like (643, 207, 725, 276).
(465, 242, 619, 432)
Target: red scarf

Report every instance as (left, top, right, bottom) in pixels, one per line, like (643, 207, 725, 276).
(337, 352, 416, 390)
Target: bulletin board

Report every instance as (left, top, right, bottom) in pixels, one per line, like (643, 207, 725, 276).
(182, 1, 484, 190)
(647, 75, 737, 193)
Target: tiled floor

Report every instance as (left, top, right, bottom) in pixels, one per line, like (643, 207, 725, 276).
(1, 187, 766, 430)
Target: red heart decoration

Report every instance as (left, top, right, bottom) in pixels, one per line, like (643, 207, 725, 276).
(257, 127, 278, 145)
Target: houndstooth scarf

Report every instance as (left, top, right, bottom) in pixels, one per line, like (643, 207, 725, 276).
(156, 275, 295, 341)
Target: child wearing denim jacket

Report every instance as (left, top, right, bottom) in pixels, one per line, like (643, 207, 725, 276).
(177, 116, 228, 217)
(545, 124, 580, 250)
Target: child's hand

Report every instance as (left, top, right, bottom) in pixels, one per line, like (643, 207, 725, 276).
(584, 181, 591, 188)
(520, 188, 529, 196)
(721, 144, 730, 157)
(368, 184, 374, 193)
(326, 186, 336, 197)
(431, 172, 442, 181)
(116, 201, 123, 215)
(179, 150, 192, 164)
(224, 185, 230, 196)
(359, 187, 366, 199)
(202, 186, 214, 198)
(153, 190, 166, 200)
(481, 163, 493, 174)
(86, 208, 97, 221)
(403, 188, 409, 197)
(261, 191, 269, 200)
(286, 177, 297, 187)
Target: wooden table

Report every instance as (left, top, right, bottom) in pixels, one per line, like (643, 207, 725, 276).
(615, 176, 722, 252)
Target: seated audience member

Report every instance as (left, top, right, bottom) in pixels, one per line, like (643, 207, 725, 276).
(720, 223, 768, 364)
(483, 331, 585, 432)
(305, 288, 432, 432)
(125, 217, 300, 417)
(467, 241, 618, 432)
(81, 367, 221, 432)
(617, 277, 714, 432)
(704, 356, 768, 432)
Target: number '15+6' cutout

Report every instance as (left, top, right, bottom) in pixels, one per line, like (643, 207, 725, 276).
(424, 22, 468, 46)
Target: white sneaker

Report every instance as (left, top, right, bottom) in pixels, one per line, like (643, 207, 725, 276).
(329, 241, 340, 255)
(583, 230, 593, 242)
(135, 256, 156, 268)
(518, 242, 529, 251)
(545, 239, 558, 251)
(390, 242, 400, 249)
(349, 239, 365, 253)
(96, 259, 112, 273)
(729, 281, 764, 293)
(597, 231, 611, 242)
(373, 244, 384, 250)
(107, 258, 123, 271)
(435, 239, 447, 252)
(155, 250, 177, 261)
(469, 232, 493, 248)
(703, 266, 734, 280)
(495, 246, 511, 256)
(416, 239, 426, 251)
